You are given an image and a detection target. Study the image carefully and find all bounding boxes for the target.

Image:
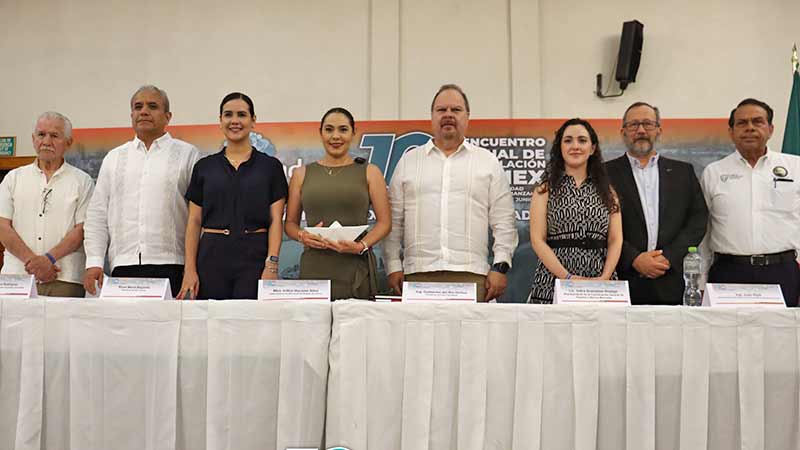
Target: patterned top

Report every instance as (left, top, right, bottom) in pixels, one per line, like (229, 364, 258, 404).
(528, 175, 615, 303)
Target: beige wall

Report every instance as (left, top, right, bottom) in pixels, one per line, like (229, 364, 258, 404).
(1, 0, 798, 155)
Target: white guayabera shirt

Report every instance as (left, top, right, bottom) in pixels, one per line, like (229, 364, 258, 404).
(384, 139, 518, 276)
(84, 132, 201, 271)
(0, 161, 94, 284)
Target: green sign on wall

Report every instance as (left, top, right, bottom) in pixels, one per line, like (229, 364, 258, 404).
(0, 136, 15, 156)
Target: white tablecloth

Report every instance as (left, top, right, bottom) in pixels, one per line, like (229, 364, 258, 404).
(0, 298, 330, 450)
(327, 301, 800, 450)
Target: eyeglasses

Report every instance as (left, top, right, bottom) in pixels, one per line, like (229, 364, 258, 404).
(623, 120, 659, 131)
(41, 188, 52, 215)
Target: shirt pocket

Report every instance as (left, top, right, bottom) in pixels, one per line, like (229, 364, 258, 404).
(58, 193, 80, 225)
(768, 180, 798, 212)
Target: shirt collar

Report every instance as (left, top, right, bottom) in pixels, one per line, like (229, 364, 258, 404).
(735, 147, 770, 167)
(218, 146, 260, 170)
(33, 159, 68, 178)
(626, 151, 659, 169)
(426, 138, 468, 156)
(561, 173, 593, 187)
(132, 132, 172, 151)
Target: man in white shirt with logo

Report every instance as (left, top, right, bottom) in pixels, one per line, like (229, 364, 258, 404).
(385, 84, 518, 301)
(0, 112, 94, 297)
(701, 98, 800, 306)
(83, 85, 201, 297)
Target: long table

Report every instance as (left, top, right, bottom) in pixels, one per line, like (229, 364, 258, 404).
(4, 299, 799, 450)
(0, 298, 331, 450)
(326, 301, 800, 450)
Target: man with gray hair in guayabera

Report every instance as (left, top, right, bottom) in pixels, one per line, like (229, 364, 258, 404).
(0, 112, 94, 297)
(83, 85, 201, 298)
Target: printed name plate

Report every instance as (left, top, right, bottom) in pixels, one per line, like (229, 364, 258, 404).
(100, 277, 172, 300)
(258, 279, 331, 301)
(0, 274, 37, 298)
(402, 281, 476, 302)
(375, 295, 402, 302)
(553, 279, 630, 305)
(703, 283, 785, 307)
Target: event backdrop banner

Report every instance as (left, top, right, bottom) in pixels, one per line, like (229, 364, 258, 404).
(68, 118, 732, 302)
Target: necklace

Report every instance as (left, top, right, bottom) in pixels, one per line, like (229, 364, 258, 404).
(320, 160, 352, 177)
(325, 165, 346, 176)
(226, 157, 247, 170)
(225, 150, 251, 168)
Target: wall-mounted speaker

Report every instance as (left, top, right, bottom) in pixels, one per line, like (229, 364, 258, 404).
(615, 20, 644, 90)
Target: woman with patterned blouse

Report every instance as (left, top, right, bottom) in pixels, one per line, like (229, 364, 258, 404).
(527, 118, 622, 304)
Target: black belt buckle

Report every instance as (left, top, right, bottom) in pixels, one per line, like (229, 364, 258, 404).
(749, 254, 767, 266)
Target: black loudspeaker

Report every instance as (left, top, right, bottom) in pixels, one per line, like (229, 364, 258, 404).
(615, 20, 644, 90)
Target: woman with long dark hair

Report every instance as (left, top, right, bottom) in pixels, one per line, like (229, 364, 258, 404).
(178, 92, 288, 299)
(284, 107, 391, 300)
(527, 118, 622, 303)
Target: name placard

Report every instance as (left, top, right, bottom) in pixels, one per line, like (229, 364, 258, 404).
(703, 283, 785, 307)
(401, 281, 476, 302)
(0, 274, 37, 298)
(100, 277, 172, 300)
(375, 295, 402, 303)
(553, 279, 630, 305)
(258, 280, 331, 301)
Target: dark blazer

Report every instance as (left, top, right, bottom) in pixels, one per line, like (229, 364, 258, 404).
(605, 154, 708, 305)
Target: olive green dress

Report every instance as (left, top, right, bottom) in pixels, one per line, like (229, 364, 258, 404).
(300, 161, 377, 300)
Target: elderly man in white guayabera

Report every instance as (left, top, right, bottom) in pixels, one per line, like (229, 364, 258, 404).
(0, 111, 94, 297)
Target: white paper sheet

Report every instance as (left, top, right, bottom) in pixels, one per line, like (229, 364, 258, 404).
(305, 221, 368, 242)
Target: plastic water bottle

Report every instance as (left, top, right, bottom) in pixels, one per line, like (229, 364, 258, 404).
(683, 247, 702, 306)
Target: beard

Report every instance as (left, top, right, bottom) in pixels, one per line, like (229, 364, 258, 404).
(626, 138, 654, 157)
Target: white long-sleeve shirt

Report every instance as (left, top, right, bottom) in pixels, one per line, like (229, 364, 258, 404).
(384, 139, 518, 276)
(84, 132, 201, 270)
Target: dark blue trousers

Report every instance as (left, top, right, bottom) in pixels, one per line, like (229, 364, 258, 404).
(709, 259, 800, 307)
(197, 233, 267, 300)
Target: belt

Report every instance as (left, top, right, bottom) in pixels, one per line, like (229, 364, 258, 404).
(714, 250, 797, 267)
(202, 227, 268, 235)
(547, 238, 607, 249)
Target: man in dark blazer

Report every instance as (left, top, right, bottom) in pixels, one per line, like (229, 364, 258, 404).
(606, 102, 708, 305)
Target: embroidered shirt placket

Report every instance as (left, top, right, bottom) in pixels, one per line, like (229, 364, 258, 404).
(138, 144, 150, 262)
(441, 151, 450, 264)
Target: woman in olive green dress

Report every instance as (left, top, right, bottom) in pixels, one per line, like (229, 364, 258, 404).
(284, 107, 391, 300)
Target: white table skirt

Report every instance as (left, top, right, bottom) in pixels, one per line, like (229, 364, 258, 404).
(0, 298, 330, 450)
(327, 301, 800, 450)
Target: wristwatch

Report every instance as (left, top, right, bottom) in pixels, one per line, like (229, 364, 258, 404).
(491, 262, 510, 274)
(267, 255, 279, 264)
